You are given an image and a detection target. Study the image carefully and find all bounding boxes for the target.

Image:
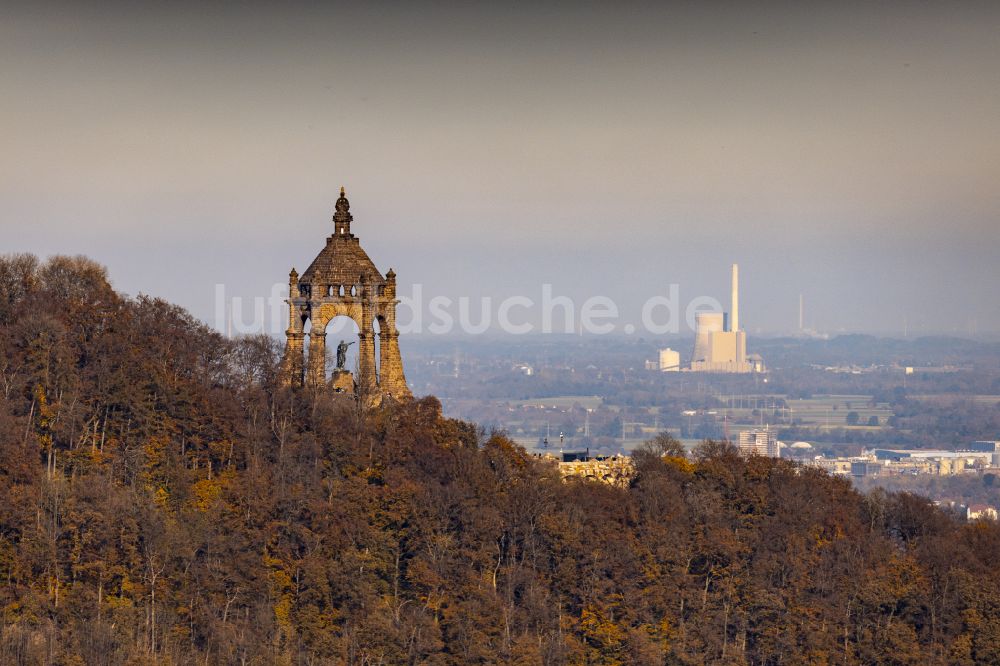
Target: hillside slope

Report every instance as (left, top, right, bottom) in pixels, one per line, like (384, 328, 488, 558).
(2, 255, 1000, 665)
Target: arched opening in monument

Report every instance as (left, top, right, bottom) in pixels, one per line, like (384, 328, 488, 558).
(373, 315, 383, 378)
(324, 315, 361, 379)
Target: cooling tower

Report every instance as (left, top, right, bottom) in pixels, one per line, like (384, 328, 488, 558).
(693, 312, 724, 363)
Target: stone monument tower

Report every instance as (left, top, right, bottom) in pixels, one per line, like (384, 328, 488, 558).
(282, 188, 411, 400)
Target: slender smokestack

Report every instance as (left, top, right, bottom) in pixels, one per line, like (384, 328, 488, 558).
(730, 263, 739, 332)
(798, 294, 803, 331)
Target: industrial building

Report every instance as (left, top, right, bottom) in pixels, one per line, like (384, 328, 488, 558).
(658, 348, 680, 372)
(970, 441, 1000, 452)
(871, 449, 996, 464)
(690, 264, 763, 373)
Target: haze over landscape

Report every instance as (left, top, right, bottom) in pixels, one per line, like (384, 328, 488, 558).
(2, 2, 998, 336)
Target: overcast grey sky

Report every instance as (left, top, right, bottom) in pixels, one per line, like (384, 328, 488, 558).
(1, 2, 998, 337)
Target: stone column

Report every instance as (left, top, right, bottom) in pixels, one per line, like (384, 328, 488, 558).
(377, 269, 411, 399)
(357, 280, 378, 394)
(378, 329, 409, 399)
(281, 268, 305, 387)
(307, 329, 327, 387)
(283, 332, 305, 387)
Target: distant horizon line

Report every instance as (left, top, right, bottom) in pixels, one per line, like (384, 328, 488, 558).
(222, 328, 1000, 344)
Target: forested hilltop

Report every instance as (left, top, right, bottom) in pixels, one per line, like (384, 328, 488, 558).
(4, 255, 1000, 665)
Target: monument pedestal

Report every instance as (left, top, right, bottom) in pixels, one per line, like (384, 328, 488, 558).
(330, 369, 355, 394)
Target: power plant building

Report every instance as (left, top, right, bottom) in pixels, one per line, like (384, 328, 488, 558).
(690, 264, 762, 373)
(692, 312, 724, 365)
(658, 348, 680, 372)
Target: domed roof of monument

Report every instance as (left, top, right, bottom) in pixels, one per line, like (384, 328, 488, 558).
(299, 188, 386, 286)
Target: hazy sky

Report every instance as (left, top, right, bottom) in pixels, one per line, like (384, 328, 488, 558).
(2, 2, 998, 337)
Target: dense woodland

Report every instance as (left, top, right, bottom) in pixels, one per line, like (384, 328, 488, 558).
(5, 255, 1000, 665)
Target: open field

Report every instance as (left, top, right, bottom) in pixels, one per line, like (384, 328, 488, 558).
(908, 394, 1000, 405)
(511, 395, 603, 410)
(785, 395, 894, 428)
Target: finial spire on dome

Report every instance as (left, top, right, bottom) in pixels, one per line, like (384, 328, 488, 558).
(333, 185, 353, 235)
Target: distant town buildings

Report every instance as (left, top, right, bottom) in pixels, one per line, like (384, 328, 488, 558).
(689, 264, 764, 373)
(800, 442, 1000, 521)
(850, 460, 883, 478)
(807, 444, 1000, 479)
(967, 504, 999, 521)
(738, 427, 779, 457)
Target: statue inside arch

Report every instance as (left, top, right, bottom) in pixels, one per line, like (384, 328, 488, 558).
(336, 339, 354, 370)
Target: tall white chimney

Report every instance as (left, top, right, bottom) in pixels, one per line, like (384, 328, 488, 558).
(730, 263, 739, 332)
